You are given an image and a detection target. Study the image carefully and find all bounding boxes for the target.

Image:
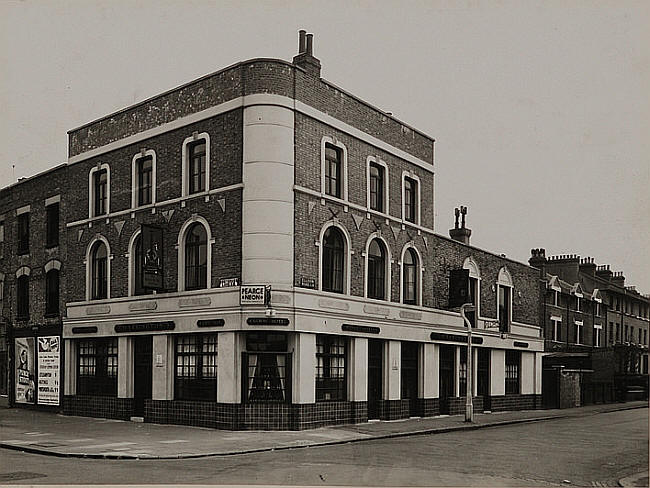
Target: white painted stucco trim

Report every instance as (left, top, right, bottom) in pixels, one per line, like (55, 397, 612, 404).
(126, 228, 142, 297)
(131, 149, 157, 209)
(45, 195, 61, 206)
(15, 266, 31, 278)
(496, 266, 513, 328)
(463, 256, 482, 320)
(44, 259, 62, 273)
(68, 94, 434, 174)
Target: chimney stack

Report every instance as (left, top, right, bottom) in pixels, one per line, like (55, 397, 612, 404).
(449, 206, 471, 245)
(579, 257, 596, 278)
(611, 271, 625, 288)
(293, 30, 321, 77)
(529, 248, 547, 270)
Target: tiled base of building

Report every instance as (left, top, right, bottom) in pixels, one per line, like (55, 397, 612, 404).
(144, 400, 368, 430)
(489, 394, 542, 412)
(441, 396, 485, 415)
(63, 395, 134, 420)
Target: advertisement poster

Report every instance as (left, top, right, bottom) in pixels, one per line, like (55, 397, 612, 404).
(15, 337, 35, 404)
(37, 336, 60, 405)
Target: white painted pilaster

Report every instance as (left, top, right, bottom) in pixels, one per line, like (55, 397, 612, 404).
(421, 342, 438, 398)
(64, 339, 76, 396)
(385, 340, 401, 400)
(217, 332, 240, 403)
(534, 352, 543, 395)
(152, 335, 174, 401)
(490, 349, 506, 396)
(454, 346, 461, 397)
(349, 337, 368, 402)
(520, 351, 535, 394)
(291, 332, 316, 404)
(117, 336, 133, 398)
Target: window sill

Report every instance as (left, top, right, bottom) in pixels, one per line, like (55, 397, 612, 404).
(44, 312, 60, 318)
(45, 244, 59, 250)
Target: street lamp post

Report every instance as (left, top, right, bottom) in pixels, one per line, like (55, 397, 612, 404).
(460, 303, 475, 422)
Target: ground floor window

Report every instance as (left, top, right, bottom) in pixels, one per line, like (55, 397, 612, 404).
(439, 345, 455, 399)
(316, 335, 347, 401)
(505, 350, 520, 395)
(458, 347, 468, 396)
(243, 332, 290, 403)
(77, 338, 117, 396)
(174, 334, 218, 401)
(401, 341, 419, 401)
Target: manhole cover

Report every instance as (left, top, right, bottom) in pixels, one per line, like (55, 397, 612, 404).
(0, 472, 47, 482)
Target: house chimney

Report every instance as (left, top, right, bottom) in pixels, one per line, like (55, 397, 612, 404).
(449, 206, 471, 245)
(579, 257, 596, 278)
(611, 271, 625, 288)
(528, 248, 547, 270)
(293, 30, 321, 77)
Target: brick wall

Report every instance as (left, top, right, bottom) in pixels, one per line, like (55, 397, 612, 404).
(0, 166, 68, 330)
(64, 111, 243, 301)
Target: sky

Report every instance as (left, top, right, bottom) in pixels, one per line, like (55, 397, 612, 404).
(1, 0, 648, 293)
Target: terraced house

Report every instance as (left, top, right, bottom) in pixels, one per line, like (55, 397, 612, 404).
(2, 32, 545, 429)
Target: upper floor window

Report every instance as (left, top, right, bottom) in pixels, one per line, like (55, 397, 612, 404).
(16, 274, 29, 320)
(553, 290, 559, 306)
(368, 159, 387, 213)
(595, 301, 601, 317)
(574, 321, 583, 344)
(182, 133, 211, 197)
(45, 269, 60, 316)
(463, 257, 481, 328)
(185, 223, 208, 291)
(367, 238, 387, 300)
(402, 247, 419, 305)
(322, 226, 345, 294)
(90, 241, 108, 300)
(189, 141, 206, 194)
(94, 169, 108, 216)
(497, 267, 513, 333)
(402, 172, 421, 224)
(0, 219, 4, 258)
(551, 317, 561, 342)
(575, 296, 582, 312)
(321, 137, 347, 201)
(324, 144, 342, 198)
(46, 203, 59, 248)
(17, 212, 29, 255)
(132, 150, 156, 207)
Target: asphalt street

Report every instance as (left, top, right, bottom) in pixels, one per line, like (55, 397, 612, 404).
(0, 407, 647, 486)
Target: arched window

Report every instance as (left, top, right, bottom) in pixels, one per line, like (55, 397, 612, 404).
(45, 269, 60, 316)
(463, 257, 481, 327)
(497, 267, 513, 332)
(322, 227, 345, 293)
(16, 275, 29, 319)
(91, 241, 108, 300)
(402, 248, 418, 305)
(133, 236, 146, 296)
(367, 239, 386, 300)
(185, 223, 207, 291)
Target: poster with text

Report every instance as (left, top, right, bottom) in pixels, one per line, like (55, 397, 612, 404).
(15, 337, 35, 404)
(37, 336, 60, 405)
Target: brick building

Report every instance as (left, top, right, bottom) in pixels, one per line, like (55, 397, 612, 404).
(0, 165, 68, 408)
(3, 32, 544, 429)
(528, 250, 649, 406)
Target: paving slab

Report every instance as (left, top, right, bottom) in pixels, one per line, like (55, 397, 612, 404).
(0, 401, 646, 460)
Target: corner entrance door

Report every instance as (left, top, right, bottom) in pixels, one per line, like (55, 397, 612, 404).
(133, 336, 153, 417)
(367, 339, 383, 420)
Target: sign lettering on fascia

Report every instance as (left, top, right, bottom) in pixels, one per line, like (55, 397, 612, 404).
(240, 285, 266, 305)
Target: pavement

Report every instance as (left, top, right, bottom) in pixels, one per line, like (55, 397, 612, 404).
(0, 401, 646, 462)
(619, 472, 649, 487)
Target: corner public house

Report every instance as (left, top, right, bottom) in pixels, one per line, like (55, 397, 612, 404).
(15, 32, 547, 429)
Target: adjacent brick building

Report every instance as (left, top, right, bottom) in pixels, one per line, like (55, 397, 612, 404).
(528, 250, 649, 407)
(2, 31, 545, 428)
(0, 165, 68, 408)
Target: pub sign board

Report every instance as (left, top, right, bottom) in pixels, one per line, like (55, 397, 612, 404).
(448, 268, 470, 308)
(142, 223, 164, 290)
(240, 285, 269, 305)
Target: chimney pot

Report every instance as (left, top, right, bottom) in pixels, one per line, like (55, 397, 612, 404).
(306, 33, 314, 55)
(299, 30, 306, 53)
